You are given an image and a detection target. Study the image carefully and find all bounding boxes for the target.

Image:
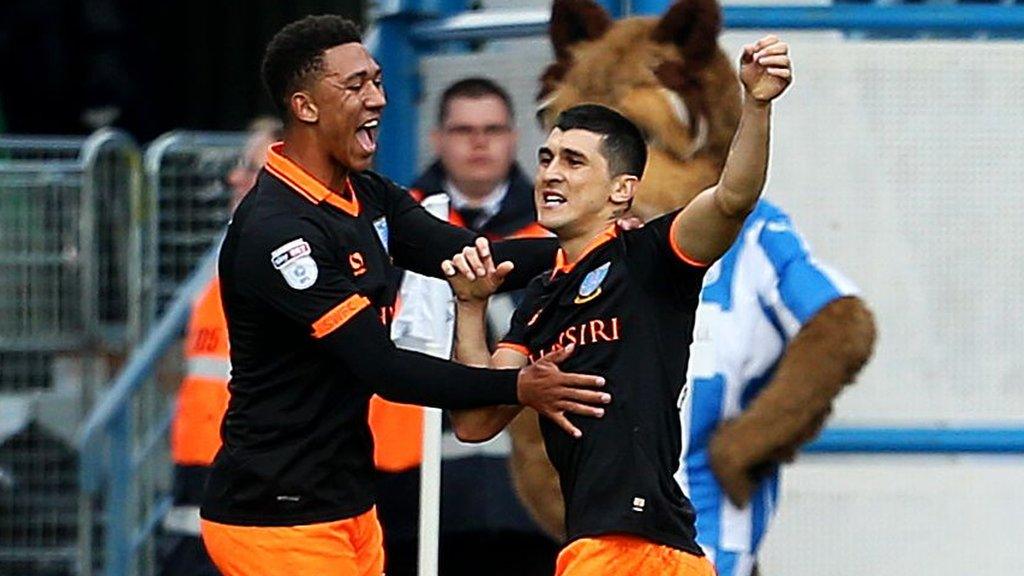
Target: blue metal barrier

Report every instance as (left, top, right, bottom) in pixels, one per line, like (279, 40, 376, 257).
(806, 427, 1024, 455)
(411, 5, 1024, 44)
(76, 244, 218, 576)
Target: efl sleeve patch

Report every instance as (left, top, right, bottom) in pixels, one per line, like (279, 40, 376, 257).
(272, 238, 318, 290)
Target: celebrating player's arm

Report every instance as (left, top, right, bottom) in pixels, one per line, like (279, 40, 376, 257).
(441, 240, 610, 440)
(671, 35, 792, 265)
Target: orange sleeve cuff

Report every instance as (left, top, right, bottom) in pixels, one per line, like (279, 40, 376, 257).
(496, 342, 531, 357)
(669, 210, 711, 268)
(312, 295, 371, 338)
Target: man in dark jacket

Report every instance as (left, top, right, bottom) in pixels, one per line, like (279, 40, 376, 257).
(373, 78, 558, 576)
(411, 78, 545, 241)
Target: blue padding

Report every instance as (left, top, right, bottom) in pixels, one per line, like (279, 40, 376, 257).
(806, 427, 1024, 454)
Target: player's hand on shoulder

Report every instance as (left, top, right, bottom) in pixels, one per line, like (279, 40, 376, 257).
(441, 237, 514, 303)
(616, 215, 645, 231)
(739, 34, 792, 102)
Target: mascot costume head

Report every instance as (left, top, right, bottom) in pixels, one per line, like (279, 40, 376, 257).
(536, 0, 740, 220)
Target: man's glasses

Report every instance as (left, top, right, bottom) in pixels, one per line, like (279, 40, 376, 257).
(442, 124, 512, 138)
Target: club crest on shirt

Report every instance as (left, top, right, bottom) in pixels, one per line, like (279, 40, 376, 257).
(271, 238, 318, 290)
(373, 216, 389, 254)
(574, 262, 610, 304)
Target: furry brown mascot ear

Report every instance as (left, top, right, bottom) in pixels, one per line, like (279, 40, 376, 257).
(550, 0, 613, 61)
(538, 0, 613, 101)
(651, 0, 721, 65)
(650, 0, 721, 101)
(650, 0, 729, 169)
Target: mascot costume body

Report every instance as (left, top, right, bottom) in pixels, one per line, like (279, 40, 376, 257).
(509, 1, 877, 573)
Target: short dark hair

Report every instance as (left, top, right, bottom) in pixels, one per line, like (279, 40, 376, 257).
(262, 15, 362, 115)
(553, 104, 647, 178)
(437, 77, 515, 124)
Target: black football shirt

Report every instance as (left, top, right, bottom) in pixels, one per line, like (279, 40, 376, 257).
(201, 144, 554, 526)
(499, 209, 707, 554)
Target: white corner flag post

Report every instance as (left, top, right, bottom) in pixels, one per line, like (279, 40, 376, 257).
(389, 194, 454, 576)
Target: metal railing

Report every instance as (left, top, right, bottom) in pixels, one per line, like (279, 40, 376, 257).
(0, 128, 244, 576)
(0, 129, 143, 576)
(805, 427, 1024, 454)
(143, 131, 246, 317)
(77, 246, 217, 576)
(72, 131, 246, 576)
(0, 129, 143, 371)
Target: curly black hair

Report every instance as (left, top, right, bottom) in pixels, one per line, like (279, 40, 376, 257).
(262, 15, 362, 116)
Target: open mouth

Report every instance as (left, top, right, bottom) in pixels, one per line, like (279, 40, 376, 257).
(541, 190, 567, 207)
(356, 119, 379, 154)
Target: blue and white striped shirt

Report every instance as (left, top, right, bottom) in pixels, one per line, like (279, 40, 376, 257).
(675, 200, 858, 576)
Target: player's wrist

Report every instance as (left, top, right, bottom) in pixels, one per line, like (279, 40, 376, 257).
(742, 93, 772, 109)
(513, 367, 533, 405)
(455, 297, 488, 312)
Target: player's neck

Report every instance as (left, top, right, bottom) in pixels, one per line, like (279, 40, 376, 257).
(558, 217, 615, 264)
(281, 133, 350, 193)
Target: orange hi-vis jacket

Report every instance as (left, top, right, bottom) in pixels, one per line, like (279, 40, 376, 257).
(171, 276, 232, 467)
(368, 397, 424, 473)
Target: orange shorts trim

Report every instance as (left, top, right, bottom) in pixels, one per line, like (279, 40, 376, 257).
(555, 535, 716, 576)
(200, 507, 384, 576)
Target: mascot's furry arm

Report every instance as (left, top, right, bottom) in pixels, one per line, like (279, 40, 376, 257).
(709, 296, 876, 506)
